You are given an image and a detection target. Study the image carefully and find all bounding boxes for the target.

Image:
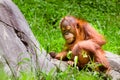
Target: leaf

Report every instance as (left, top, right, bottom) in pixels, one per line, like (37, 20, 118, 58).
(18, 58, 30, 65)
(74, 56, 78, 67)
(81, 50, 88, 58)
(67, 51, 72, 60)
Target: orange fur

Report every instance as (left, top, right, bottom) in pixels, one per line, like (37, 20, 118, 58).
(53, 16, 110, 72)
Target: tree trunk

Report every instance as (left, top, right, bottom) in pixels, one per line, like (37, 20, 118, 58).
(0, 0, 59, 78)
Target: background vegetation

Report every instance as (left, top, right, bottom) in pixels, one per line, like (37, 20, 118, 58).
(13, 0, 120, 54)
(1, 0, 120, 80)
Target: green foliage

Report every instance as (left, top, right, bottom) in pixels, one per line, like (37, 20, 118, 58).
(13, 0, 120, 54)
(74, 56, 78, 67)
(18, 66, 110, 80)
(18, 71, 36, 80)
(0, 64, 10, 80)
(48, 67, 110, 80)
(67, 51, 72, 60)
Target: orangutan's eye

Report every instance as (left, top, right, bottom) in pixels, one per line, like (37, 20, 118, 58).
(61, 27, 65, 31)
(76, 23, 79, 29)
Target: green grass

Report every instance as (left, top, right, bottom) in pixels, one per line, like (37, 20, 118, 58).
(13, 0, 120, 54)
(1, 0, 120, 80)
(0, 63, 12, 80)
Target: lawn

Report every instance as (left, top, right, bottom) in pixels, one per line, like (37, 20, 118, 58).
(13, 0, 120, 54)
(1, 0, 120, 80)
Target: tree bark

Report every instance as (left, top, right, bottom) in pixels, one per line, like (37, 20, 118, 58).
(0, 0, 59, 78)
(105, 51, 120, 80)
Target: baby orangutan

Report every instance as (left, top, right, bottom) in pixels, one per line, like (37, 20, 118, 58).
(50, 16, 110, 72)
